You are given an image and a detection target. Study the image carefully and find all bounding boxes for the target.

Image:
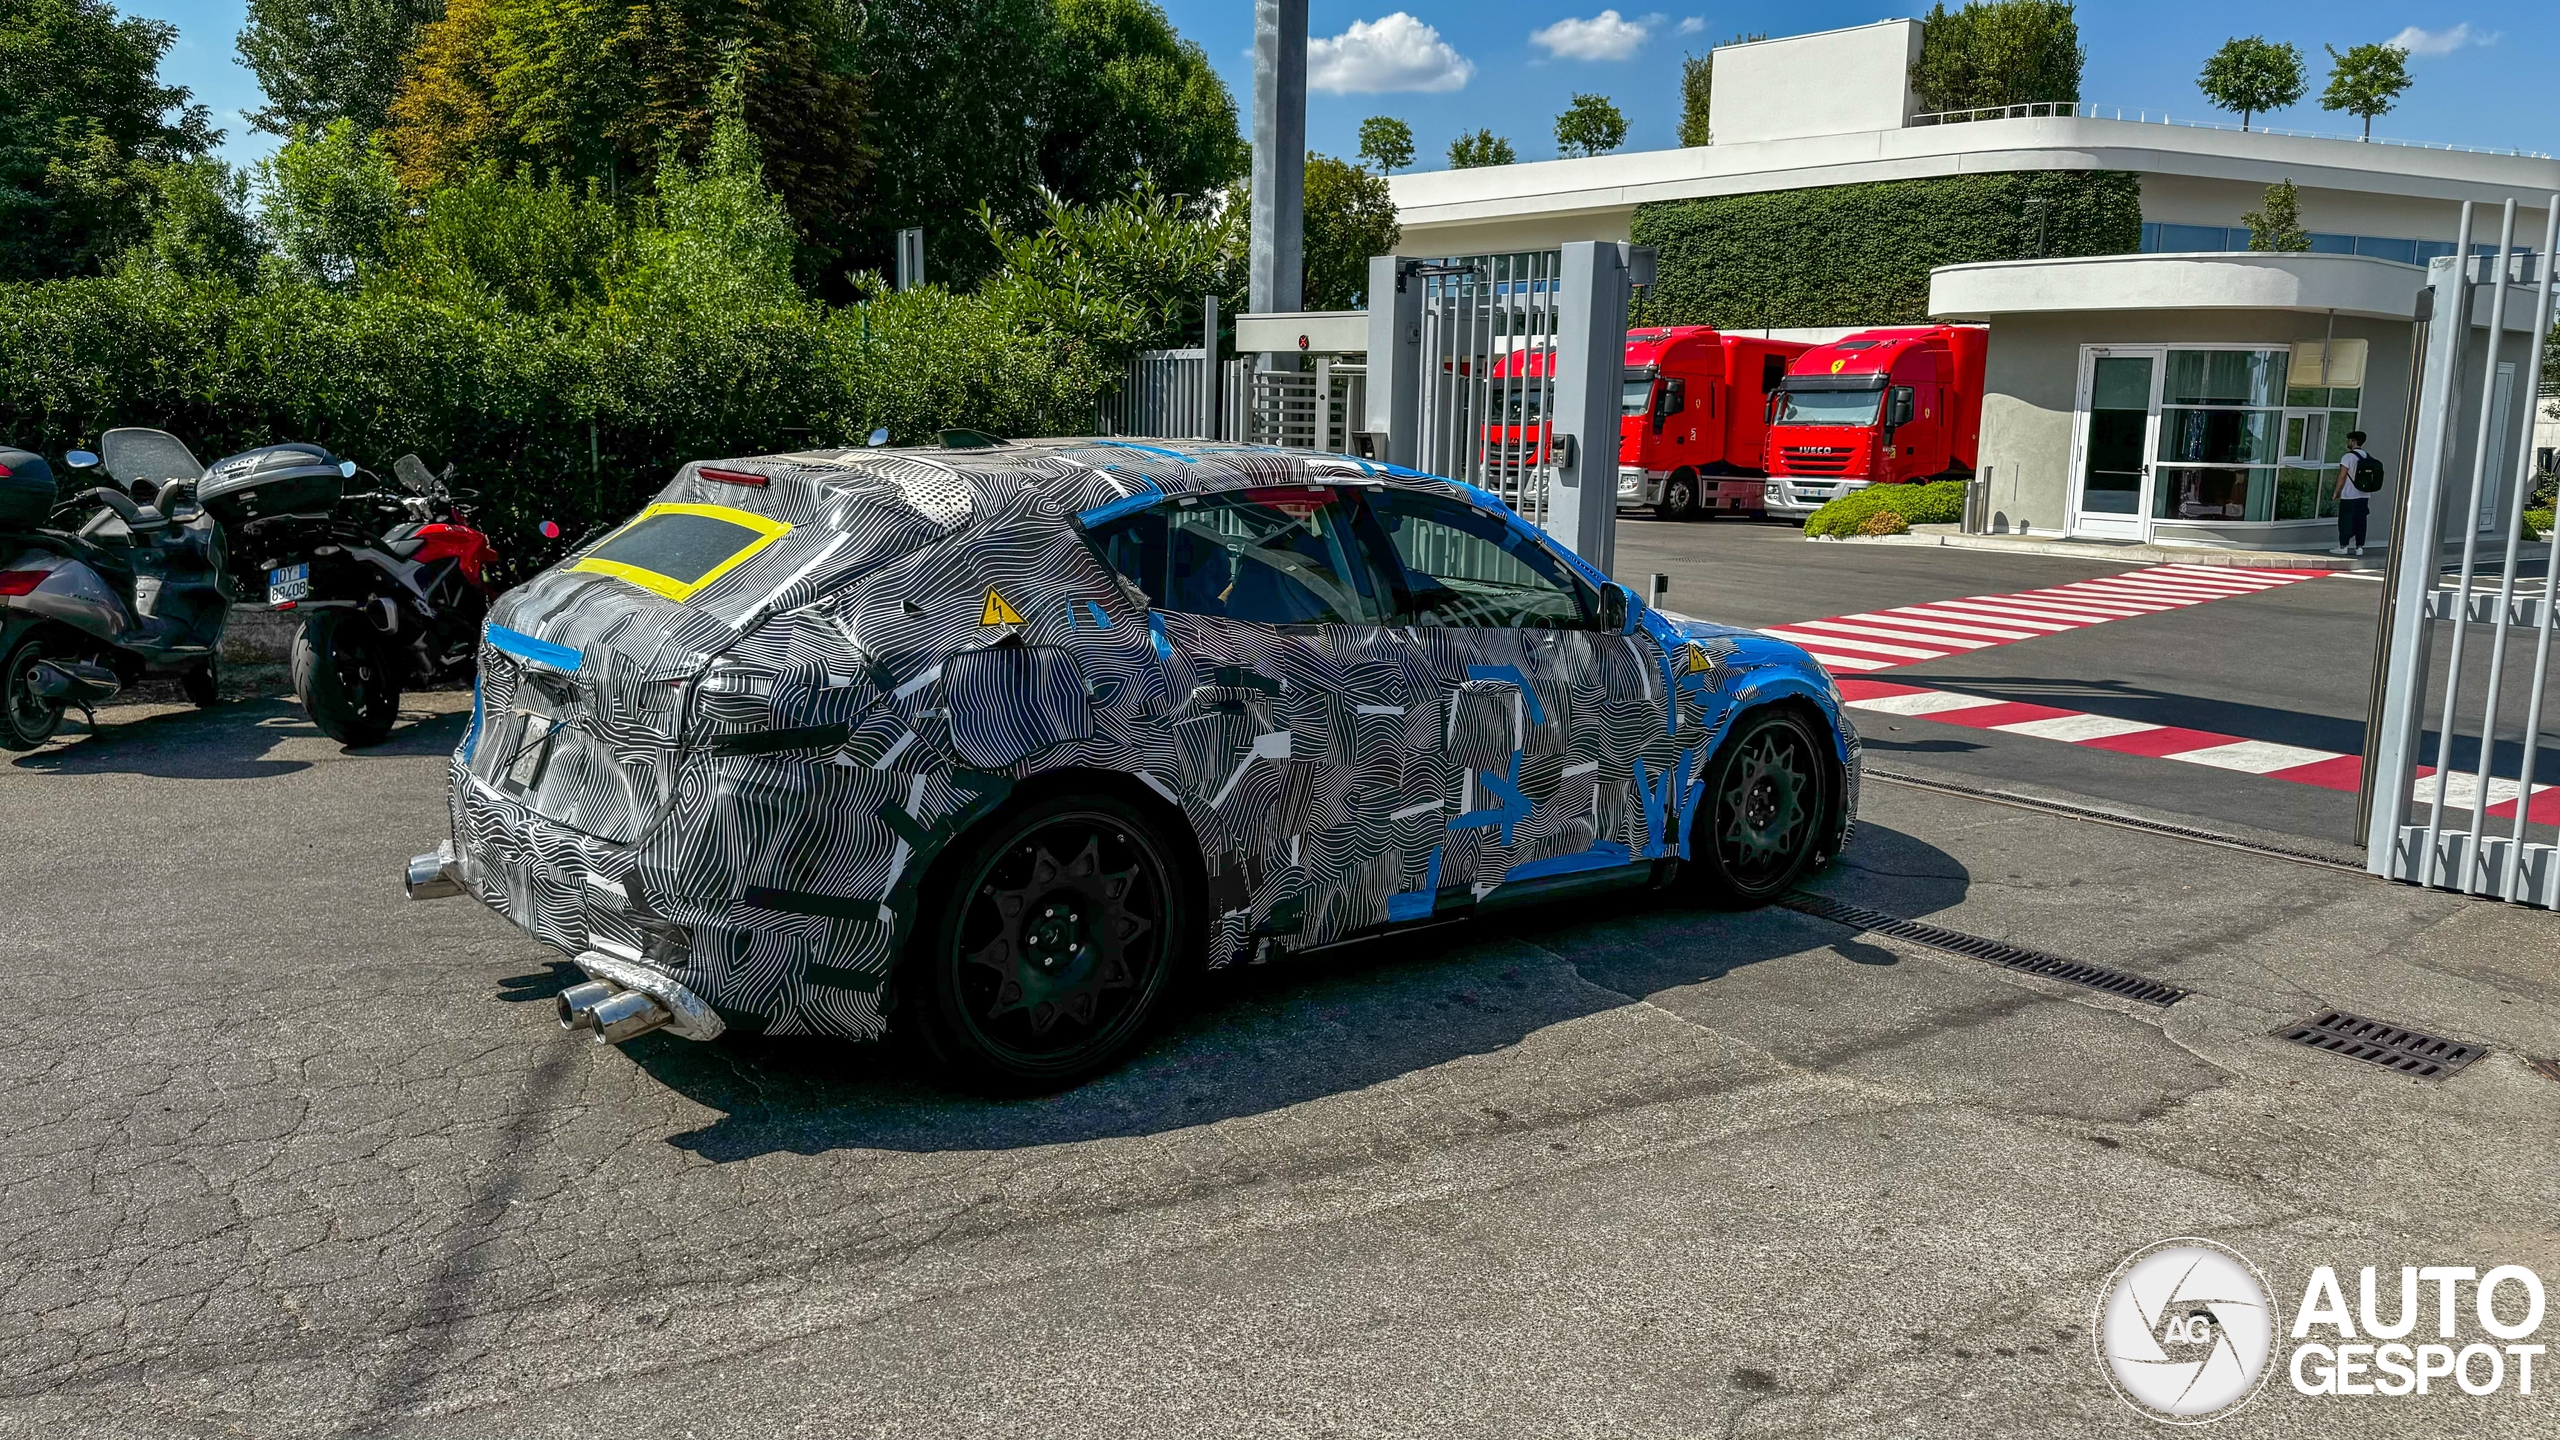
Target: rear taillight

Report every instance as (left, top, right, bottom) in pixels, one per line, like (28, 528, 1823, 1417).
(698, 467, 770, 488)
(0, 570, 47, 595)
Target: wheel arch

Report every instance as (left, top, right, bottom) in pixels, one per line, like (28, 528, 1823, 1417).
(1699, 689, 1854, 865)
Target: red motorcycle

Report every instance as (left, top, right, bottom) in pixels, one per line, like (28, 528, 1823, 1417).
(204, 446, 497, 745)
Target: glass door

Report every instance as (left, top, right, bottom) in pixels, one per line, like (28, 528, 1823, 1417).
(2073, 349, 2159, 539)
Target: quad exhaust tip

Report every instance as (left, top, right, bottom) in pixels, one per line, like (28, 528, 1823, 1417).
(556, 978, 673, 1044)
(405, 841, 466, 901)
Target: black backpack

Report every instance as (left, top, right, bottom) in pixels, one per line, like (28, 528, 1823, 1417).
(2351, 451, 2386, 493)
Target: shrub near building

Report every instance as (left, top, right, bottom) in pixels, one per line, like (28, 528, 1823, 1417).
(1632, 170, 2142, 329)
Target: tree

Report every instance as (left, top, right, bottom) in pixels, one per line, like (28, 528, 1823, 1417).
(1040, 0, 1246, 204)
(978, 185, 1242, 364)
(2240, 178, 2309, 252)
(1554, 94, 1626, 159)
(258, 118, 404, 287)
(124, 159, 262, 285)
(1679, 54, 1712, 146)
(237, 0, 448, 136)
(1910, 1, 2082, 114)
(2198, 36, 2304, 132)
(2321, 42, 2411, 141)
(1358, 115, 1413, 174)
(1301, 154, 1399, 309)
(0, 0, 218, 280)
(1447, 129, 1515, 169)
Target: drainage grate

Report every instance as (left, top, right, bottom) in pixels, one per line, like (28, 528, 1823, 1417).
(1779, 891, 2190, 1007)
(2527, 1057, 2560, 1085)
(1861, 768, 2362, 874)
(2274, 1009, 2484, 1079)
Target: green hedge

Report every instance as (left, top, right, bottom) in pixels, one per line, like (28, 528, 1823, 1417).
(1631, 170, 2143, 329)
(1805, 479, 1967, 538)
(0, 274, 1110, 574)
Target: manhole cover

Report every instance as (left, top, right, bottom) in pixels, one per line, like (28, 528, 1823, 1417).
(2274, 1009, 2483, 1079)
(1779, 892, 2189, 1006)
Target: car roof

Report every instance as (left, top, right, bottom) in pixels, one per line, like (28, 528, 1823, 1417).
(753, 437, 1490, 513)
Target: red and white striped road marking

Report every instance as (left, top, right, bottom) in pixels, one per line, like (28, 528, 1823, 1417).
(1762, 565, 2335, 673)
(1838, 677, 2560, 821)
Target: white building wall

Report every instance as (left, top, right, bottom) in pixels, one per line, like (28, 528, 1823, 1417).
(1706, 22, 1923, 147)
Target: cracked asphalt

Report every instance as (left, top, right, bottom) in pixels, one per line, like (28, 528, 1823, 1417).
(5, 689, 2559, 1438)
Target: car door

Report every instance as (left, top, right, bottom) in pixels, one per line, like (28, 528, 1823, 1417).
(1355, 486, 1658, 912)
(1080, 483, 1425, 956)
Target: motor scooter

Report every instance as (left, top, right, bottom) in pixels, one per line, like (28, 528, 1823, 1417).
(0, 429, 232, 749)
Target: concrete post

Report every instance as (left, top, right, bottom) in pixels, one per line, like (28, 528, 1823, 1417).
(1250, 0, 1306, 371)
(1543, 241, 1629, 570)
(1366, 254, 1421, 466)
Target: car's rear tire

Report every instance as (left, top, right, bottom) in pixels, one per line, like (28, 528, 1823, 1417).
(1654, 470, 1698, 522)
(292, 609, 400, 747)
(909, 791, 1195, 1092)
(1682, 708, 1832, 908)
(1, 634, 64, 750)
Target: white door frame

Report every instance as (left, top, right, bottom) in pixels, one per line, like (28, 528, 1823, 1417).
(2066, 345, 2165, 541)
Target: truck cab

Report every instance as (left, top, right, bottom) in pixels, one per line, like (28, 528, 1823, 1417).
(1616, 328, 1808, 521)
(1761, 326, 1986, 520)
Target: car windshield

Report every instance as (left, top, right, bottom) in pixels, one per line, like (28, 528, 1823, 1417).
(1773, 387, 1883, 426)
(1622, 377, 1655, 416)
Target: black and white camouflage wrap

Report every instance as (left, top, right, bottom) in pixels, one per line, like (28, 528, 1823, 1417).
(444, 440, 1861, 1040)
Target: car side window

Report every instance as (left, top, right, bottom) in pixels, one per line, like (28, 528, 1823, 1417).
(1362, 489, 1592, 630)
(1085, 487, 1393, 627)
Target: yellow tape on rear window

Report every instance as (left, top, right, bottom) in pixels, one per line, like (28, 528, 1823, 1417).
(569, 502, 793, 602)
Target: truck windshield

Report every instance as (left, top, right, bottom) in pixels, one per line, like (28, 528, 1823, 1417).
(1622, 377, 1655, 416)
(1773, 387, 1883, 426)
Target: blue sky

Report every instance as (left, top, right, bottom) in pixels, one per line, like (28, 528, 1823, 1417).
(135, 1, 2557, 172)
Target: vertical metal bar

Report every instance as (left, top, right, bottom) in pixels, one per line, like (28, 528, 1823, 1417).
(2369, 205, 2477, 875)
(2495, 198, 2560, 900)
(2420, 200, 2518, 887)
(1315, 356, 1331, 451)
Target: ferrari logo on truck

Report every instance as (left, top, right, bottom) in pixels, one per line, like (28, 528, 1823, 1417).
(1829, 358, 1847, 374)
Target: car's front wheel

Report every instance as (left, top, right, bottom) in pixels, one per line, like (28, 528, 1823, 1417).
(1684, 708, 1833, 907)
(911, 791, 1194, 1091)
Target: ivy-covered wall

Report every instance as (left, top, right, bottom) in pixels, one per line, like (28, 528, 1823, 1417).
(1631, 170, 2143, 329)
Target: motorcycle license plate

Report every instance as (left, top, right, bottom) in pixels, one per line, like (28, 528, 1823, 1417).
(267, 563, 311, 605)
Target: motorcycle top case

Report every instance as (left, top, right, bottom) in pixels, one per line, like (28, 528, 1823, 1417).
(0, 447, 56, 528)
(199, 443, 346, 529)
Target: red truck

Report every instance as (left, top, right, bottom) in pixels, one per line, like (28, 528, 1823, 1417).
(1759, 325, 1988, 520)
(1616, 327, 1810, 520)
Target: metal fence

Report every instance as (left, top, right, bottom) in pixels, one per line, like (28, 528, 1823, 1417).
(2362, 197, 2560, 903)
(1096, 347, 1217, 439)
(1221, 359, 1366, 450)
(1409, 251, 1564, 527)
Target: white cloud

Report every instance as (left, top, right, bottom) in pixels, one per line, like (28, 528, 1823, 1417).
(2387, 22, 2497, 57)
(1674, 16, 1705, 35)
(1531, 10, 1664, 62)
(1308, 14, 1477, 93)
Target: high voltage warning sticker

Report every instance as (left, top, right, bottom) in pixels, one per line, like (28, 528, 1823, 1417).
(980, 589, 1024, 626)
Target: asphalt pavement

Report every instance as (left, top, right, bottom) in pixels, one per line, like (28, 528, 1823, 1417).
(6, 688, 2560, 1438)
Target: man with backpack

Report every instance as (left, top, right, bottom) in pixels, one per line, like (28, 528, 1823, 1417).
(2333, 430, 2382, 557)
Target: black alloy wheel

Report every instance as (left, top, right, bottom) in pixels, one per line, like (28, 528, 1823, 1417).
(1654, 471, 1698, 522)
(1686, 708, 1831, 906)
(914, 792, 1192, 1091)
(0, 635, 63, 750)
(291, 609, 400, 747)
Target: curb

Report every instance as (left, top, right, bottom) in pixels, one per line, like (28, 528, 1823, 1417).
(1815, 526, 2381, 571)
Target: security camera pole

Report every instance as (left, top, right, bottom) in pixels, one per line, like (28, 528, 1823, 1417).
(1250, 0, 1307, 371)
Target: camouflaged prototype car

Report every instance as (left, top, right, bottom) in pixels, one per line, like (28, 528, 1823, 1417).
(407, 438, 1861, 1088)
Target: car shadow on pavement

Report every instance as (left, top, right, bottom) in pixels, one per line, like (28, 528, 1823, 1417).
(614, 821, 1972, 1162)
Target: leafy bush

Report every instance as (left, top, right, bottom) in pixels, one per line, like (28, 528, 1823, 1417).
(2525, 507, 2553, 544)
(1631, 170, 2141, 328)
(1804, 480, 1967, 538)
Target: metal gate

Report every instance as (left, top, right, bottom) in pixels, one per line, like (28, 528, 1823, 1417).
(1096, 347, 1216, 439)
(1222, 359, 1367, 449)
(1412, 251, 1564, 526)
(2363, 197, 2560, 902)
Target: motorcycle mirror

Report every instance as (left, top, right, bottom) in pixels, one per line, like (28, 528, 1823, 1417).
(540, 520, 562, 539)
(64, 450, 99, 470)
(338, 459, 358, 479)
(867, 427, 890, 447)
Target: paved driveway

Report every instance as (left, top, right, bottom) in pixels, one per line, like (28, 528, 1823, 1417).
(4, 696, 2558, 1438)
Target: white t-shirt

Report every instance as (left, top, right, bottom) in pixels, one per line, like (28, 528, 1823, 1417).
(2338, 448, 2369, 500)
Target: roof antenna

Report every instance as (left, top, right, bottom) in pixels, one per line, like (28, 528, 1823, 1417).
(867, 427, 890, 447)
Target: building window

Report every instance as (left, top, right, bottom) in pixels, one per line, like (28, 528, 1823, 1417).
(2276, 340, 2365, 521)
(2155, 349, 2288, 522)
(2138, 224, 2467, 267)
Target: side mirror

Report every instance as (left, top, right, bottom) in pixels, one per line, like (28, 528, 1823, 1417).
(339, 459, 359, 479)
(1598, 581, 1636, 634)
(867, 427, 890, 447)
(1887, 387, 1916, 428)
(64, 449, 100, 471)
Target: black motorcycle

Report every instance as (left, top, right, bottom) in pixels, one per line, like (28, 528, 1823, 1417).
(0, 429, 231, 749)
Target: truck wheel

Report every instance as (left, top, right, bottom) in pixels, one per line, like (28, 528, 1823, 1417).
(909, 791, 1195, 1092)
(1682, 708, 1833, 908)
(1, 634, 64, 750)
(292, 610, 400, 747)
(1654, 471, 1699, 522)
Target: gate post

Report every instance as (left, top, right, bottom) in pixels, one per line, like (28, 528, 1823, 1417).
(1366, 255, 1421, 466)
(1544, 241, 1630, 570)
